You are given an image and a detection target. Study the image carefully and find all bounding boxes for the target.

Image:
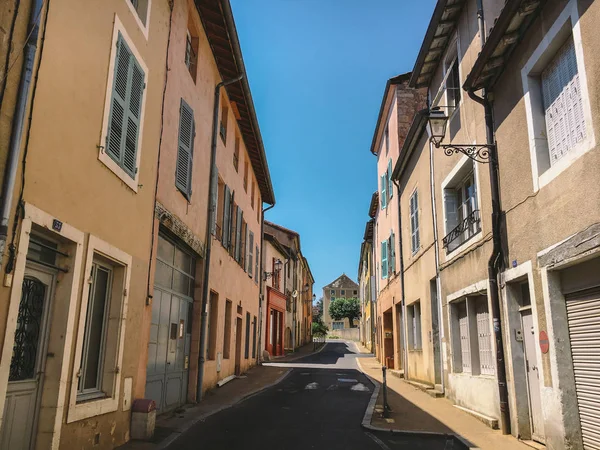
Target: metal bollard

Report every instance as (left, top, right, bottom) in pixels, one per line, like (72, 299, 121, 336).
(382, 366, 391, 418)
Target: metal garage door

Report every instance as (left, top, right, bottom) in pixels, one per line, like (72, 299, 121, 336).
(566, 287, 600, 450)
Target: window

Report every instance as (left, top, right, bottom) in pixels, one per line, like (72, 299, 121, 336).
(443, 163, 480, 253)
(386, 233, 396, 276)
(521, 3, 594, 191)
(410, 190, 420, 254)
(240, 219, 247, 270)
(245, 312, 251, 359)
(105, 33, 145, 180)
(248, 231, 254, 277)
(215, 178, 225, 240)
(381, 240, 388, 279)
(451, 296, 494, 375)
(330, 289, 335, 296)
(221, 186, 233, 250)
(128, 0, 150, 27)
(220, 103, 228, 143)
(542, 36, 585, 166)
(332, 321, 344, 330)
(243, 160, 249, 192)
(380, 173, 387, 209)
(407, 302, 422, 350)
(223, 300, 232, 359)
(207, 291, 218, 360)
(444, 41, 461, 110)
(251, 180, 255, 209)
(233, 135, 240, 172)
(273, 258, 281, 290)
(184, 24, 199, 81)
(384, 125, 389, 154)
(176, 99, 194, 198)
(354, 290, 358, 295)
(234, 206, 243, 262)
(78, 260, 113, 400)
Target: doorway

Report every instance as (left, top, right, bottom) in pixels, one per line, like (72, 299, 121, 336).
(1, 266, 55, 450)
(235, 317, 243, 375)
(521, 309, 544, 442)
(430, 279, 442, 385)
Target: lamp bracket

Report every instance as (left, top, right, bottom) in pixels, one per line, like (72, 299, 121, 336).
(434, 141, 494, 164)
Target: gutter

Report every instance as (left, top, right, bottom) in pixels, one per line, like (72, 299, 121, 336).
(197, 74, 244, 402)
(0, 0, 44, 255)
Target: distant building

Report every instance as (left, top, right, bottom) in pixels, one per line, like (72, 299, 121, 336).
(322, 274, 359, 331)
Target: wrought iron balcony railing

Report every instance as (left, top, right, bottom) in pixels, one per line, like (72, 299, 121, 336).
(443, 209, 481, 252)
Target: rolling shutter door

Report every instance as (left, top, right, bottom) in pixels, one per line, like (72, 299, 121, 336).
(566, 287, 600, 450)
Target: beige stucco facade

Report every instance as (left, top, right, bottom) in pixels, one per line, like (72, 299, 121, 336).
(0, 1, 168, 448)
(322, 274, 359, 331)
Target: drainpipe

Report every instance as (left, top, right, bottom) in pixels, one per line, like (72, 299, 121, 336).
(464, 0, 511, 435)
(197, 74, 244, 402)
(428, 137, 446, 394)
(392, 178, 409, 378)
(257, 203, 275, 365)
(0, 0, 44, 256)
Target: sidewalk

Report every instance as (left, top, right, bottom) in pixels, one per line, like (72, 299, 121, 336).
(119, 365, 290, 450)
(356, 355, 532, 450)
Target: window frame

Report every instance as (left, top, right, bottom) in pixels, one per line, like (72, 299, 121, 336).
(125, 0, 151, 39)
(98, 17, 148, 193)
(409, 189, 420, 255)
(68, 235, 132, 423)
(407, 302, 422, 350)
(521, 0, 595, 192)
(443, 37, 462, 113)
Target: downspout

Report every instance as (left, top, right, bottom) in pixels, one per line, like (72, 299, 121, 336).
(197, 74, 244, 402)
(0, 0, 43, 255)
(392, 178, 408, 378)
(465, 0, 511, 435)
(257, 203, 275, 365)
(428, 137, 445, 394)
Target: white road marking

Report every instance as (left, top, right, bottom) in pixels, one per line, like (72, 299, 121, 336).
(350, 383, 370, 392)
(338, 378, 358, 383)
(326, 385, 338, 391)
(304, 382, 319, 390)
(365, 432, 391, 450)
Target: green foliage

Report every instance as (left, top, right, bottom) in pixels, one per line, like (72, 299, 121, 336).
(312, 321, 328, 337)
(329, 297, 360, 327)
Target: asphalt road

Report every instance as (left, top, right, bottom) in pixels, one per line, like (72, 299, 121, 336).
(167, 341, 464, 450)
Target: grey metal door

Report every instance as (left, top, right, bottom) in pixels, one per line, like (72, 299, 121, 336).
(0, 268, 54, 450)
(566, 289, 600, 450)
(521, 310, 544, 443)
(145, 235, 194, 413)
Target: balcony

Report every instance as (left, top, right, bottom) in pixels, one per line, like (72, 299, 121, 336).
(443, 209, 481, 253)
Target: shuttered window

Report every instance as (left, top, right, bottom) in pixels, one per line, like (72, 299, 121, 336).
(542, 36, 586, 165)
(476, 298, 494, 375)
(381, 241, 388, 280)
(410, 190, 420, 254)
(248, 231, 254, 277)
(380, 175, 387, 209)
(176, 99, 194, 198)
(234, 208, 243, 262)
(106, 34, 145, 179)
(457, 301, 471, 372)
(222, 187, 231, 249)
(255, 245, 259, 283)
(389, 232, 395, 274)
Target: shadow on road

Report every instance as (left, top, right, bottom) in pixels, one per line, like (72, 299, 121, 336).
(264, 340, 370, 369)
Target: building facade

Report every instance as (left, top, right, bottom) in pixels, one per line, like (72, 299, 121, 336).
(0, 1, 169, 448)
(358, 225, 375, 353)
(322, 274, 359, 331)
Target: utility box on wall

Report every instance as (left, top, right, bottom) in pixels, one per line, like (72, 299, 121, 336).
(131, 399, 156, 441)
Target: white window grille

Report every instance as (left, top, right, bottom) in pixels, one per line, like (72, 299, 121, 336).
(476, 298, 495, 375)
(542, 36, 585, 165)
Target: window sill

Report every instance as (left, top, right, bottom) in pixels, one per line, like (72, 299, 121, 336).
(67, 395, 119, 423)
(536, 137, 596, 191)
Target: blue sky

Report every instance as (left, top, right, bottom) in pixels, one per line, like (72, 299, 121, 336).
(230, 0, 435, 298)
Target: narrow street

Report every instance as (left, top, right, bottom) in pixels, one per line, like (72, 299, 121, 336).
(166, 342, 464, 450)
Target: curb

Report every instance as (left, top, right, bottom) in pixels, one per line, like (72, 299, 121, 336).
(154, 368, 293, 449)
(355, 357, 479, 450)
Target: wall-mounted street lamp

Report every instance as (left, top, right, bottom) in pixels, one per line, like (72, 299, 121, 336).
(428, 108, 494, 164)
(263, 258, 283, 281)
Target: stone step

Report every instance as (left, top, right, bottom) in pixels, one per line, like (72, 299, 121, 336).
(389, 369, 404, 379)
(453, 405, 499, 429)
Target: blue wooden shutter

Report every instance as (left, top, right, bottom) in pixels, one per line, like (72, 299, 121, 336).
(388, 160, 393, 200)
(381, 241, 388, 279)
(390, 232, 396, 274)
(106, 33, 145, 178)
(176, 99, 194, 197)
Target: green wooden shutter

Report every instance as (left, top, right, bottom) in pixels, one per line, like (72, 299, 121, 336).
(222, 186, 231, 247)
(106, 33, 145, 178)
(176, 99, 194, 197)
(381, 241, 388, 279)
(235, 208, 243, 262)
(390, 232, 396, 273)
(255, 245, 259, 283)
(388, 160, 393, 199)
(380, 175, 387, 209)
(248, 231, 254, 276)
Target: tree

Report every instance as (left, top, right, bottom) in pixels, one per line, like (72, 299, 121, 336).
(312, 321, 328, 337)
(329, 297, 360, 328)
(313, 297, 323, 322)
